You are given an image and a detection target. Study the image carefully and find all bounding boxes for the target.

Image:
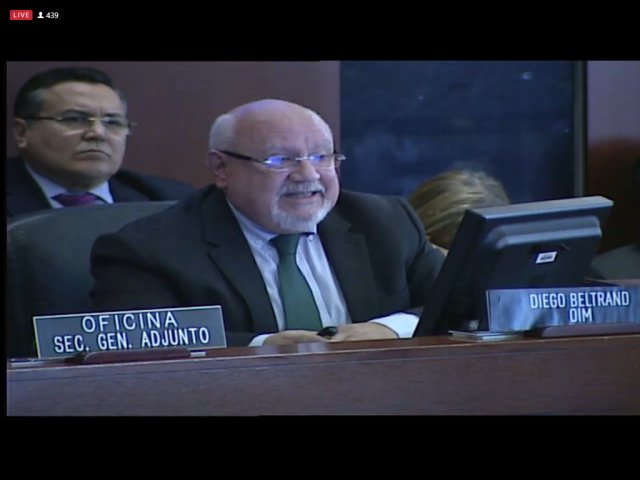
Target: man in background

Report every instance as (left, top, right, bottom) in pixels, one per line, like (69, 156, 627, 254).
(7, 66, 194, 218)
(90, 99, 445, 346)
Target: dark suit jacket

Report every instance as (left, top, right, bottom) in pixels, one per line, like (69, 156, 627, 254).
(6, 156, 195, 218)
(90, 186, 445, 346)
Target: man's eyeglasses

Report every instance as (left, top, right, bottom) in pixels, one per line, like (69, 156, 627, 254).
(220, 150, 345, 172)
(22, 113, 136, 135)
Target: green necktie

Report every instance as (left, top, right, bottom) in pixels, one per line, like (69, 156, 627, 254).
(271, 234, 322, 331)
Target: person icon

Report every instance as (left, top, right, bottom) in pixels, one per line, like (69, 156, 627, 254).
(37, 12, 44, 19)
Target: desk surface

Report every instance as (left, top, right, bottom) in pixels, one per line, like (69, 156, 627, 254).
(7, 334, 640, 415)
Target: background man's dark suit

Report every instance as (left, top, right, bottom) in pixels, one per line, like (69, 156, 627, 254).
(6, 157, 195, 218)
(90, 186, 445, 346)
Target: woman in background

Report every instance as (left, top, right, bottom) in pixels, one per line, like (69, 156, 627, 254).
(409, 169, 511, 254)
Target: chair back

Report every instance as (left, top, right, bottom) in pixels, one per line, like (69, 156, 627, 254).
(6, 201, 176, 358)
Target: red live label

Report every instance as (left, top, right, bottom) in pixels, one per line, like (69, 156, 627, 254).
(10, 10, 33, 20)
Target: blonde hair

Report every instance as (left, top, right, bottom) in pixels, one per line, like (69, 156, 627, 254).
(409, 170, 510, 250)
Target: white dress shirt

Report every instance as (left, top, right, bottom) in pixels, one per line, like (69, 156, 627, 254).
(25, 162, 114, 207)
(227, 201, 418, 345)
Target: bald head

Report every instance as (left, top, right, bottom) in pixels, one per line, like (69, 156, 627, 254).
(209, 99, 333, 152)
(205, 99, 340, 234)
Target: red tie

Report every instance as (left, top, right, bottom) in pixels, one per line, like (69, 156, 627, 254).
(53, 192, 99, 207)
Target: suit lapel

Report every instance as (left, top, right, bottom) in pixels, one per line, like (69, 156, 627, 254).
(318, 212, 378, 323)
(109, 176, 150, 202)
(201, 191, 277, 333)
(6, 158, 52, 217)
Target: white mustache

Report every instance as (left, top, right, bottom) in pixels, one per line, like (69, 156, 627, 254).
(279, 182, 325, 196)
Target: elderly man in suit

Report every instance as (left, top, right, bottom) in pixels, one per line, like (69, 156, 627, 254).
(90, 99, 445, 346)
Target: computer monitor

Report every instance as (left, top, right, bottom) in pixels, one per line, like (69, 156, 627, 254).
(413, 195, 613, 336)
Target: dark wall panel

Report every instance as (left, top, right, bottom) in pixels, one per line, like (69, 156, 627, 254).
(339, 61, 581, 203)
(586, 61, 640, 251)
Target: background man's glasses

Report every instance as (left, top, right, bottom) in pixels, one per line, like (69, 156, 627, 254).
(220, 150, 346, 171)
(22, 113, 136, 135)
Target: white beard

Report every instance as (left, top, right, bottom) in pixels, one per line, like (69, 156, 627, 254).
(271, 201, 332, 232)
(271, 180, 334, 232)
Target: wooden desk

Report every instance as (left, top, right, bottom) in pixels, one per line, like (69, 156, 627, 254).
(7, 334, 640, 415)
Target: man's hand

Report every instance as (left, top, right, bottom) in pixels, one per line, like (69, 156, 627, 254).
(330, 322, 398, 342)
(263, 330, 330, 346)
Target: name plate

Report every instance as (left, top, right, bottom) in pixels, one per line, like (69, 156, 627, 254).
(33, 306, 227, 359)
(485, 285, 640, 332)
